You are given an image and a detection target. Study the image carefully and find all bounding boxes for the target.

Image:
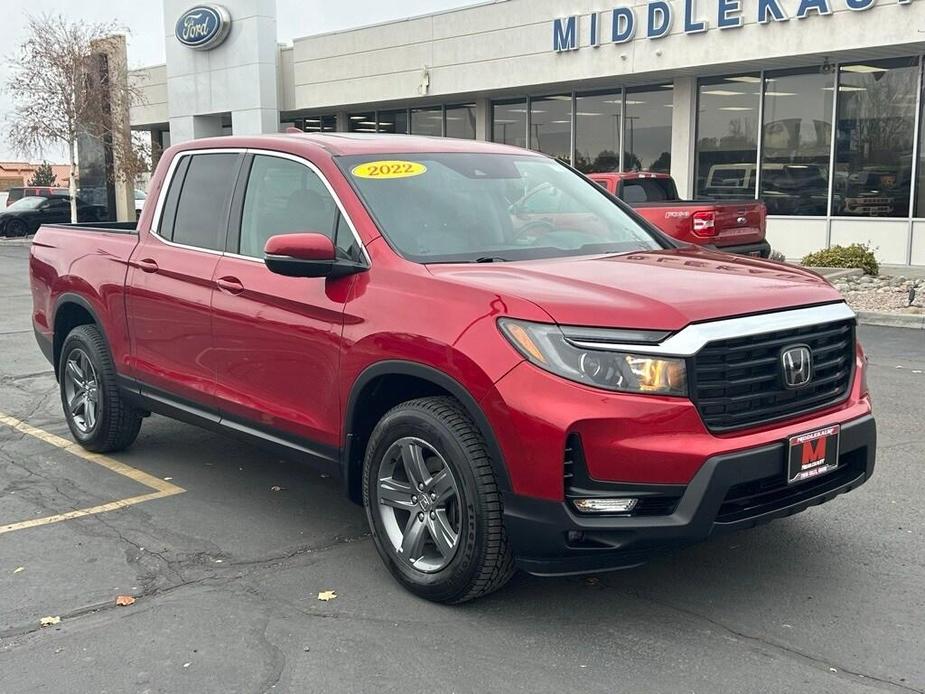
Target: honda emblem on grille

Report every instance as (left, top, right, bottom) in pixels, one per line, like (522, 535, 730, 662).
(781, 345, 813, 389)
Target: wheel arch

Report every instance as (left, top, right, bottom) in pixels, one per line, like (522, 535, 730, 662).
(342, 361, 511, 504)
(52, 294, 107, 378)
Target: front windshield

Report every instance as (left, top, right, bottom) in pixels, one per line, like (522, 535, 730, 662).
(8, 196, 47, 210)
(338, 153, 663, 263)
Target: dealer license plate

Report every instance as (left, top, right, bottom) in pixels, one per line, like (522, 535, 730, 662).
(788, 425, 840, 485)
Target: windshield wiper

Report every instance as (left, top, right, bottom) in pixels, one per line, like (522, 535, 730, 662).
(474, 256, 509, 263)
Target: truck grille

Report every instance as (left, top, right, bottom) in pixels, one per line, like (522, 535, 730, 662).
(691, 318, 855, 432)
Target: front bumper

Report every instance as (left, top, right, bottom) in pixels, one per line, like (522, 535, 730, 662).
(504, 414, 876, 576)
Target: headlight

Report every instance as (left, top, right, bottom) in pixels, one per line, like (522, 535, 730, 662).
(498, 319, 687, 396)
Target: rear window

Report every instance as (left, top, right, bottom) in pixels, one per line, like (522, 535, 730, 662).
(168, 153, 242, 251)
(620, 179, 674, 203)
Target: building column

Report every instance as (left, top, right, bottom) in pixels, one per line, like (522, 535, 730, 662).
(336, 111, 350, 133)
(232, 108, 279, 135)
(170, 115, 223, 143)
(475, 98, 490, 141)
(670, 76, 697, 200)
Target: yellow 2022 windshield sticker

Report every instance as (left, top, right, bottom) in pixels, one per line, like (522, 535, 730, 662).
(351, 161, 428, 180)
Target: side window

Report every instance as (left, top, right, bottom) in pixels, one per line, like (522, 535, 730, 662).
(157, 156, 189, 241)
(171, 153, 241, 251)
(335, 214, 362, 262)
(239, 155, 338, 258)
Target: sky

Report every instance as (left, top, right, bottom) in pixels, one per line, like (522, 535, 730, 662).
(0, 0, 485, 161)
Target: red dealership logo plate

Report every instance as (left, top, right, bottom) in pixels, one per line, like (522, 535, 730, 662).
(788, 425, 841, 485)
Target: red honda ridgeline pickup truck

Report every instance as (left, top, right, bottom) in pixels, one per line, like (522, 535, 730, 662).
(30, 134, 876, 603)
(588, 172, 770, 258)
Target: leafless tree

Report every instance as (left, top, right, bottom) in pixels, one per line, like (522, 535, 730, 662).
(5, 14, 148, 222)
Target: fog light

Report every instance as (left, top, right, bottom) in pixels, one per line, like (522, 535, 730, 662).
(572, 498, 638, 514)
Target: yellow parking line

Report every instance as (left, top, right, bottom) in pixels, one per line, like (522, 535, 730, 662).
(0, 412, 186, 535)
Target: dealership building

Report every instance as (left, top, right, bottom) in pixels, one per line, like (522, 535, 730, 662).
(130, 0, 925, 265)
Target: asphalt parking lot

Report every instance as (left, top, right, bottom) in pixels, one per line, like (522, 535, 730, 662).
(0, 243, 923, 694)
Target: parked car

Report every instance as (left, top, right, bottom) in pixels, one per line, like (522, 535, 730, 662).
(30, 134, 876, 603)
(6, 186, 70, 207)
(759, 163, 830, 216)
(588, 172, 769, 257)
(0, 195, 104, 237)
(134, 189, 147, 218)
(840, 167, 911, 217)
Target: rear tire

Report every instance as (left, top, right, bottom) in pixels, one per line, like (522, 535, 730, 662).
(6, 219, 28, 238)
(363, 396, 514, 604)
(59, 325, 143, 453)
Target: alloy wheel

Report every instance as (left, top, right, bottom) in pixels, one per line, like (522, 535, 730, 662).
(63, 348, 100, 434)
(375, 437, 462, 573)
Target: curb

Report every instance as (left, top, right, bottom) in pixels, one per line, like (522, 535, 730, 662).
(0, 238, 34, 247)
(856, 311, 925, 330)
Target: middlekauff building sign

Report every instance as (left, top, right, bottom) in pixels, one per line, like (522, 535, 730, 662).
(553, 0, 914, 49)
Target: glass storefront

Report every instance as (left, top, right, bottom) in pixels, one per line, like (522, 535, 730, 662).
(411, 107, 444, 137)
(492, 100, 528, 148)
(378, 109, 409, 134)
(625, 85, 673, 173)
(445, 104, 477, 140)
(348, 112, 377, 133)
(833, 58, 918, 218)
(690, 56, 925, 222)
(530, 95, 572, 164)
(575, 91, 622, 174)
(286, 115, 337, 133)
(493, 88, 674, 172)
(760, 68, 834, 216)
(695, 75, 761, 199)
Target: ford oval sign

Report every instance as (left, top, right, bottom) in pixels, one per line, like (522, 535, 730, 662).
(176, 5, 231, 51)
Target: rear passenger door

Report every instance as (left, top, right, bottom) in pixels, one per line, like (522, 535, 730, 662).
(125, 150, 244, 410)
(209, 152, 364, 456)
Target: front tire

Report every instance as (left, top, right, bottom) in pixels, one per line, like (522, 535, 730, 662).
(59, 325, 143, 452)
(363, 397, 514, 603)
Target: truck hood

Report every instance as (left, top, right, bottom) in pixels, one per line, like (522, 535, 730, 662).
(426, 248, 843, 331)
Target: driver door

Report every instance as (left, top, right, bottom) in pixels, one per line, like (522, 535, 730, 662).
(39, 197, 72, 224)
(210, 152, 359, 454)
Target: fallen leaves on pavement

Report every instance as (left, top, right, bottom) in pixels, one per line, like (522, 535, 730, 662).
(317, 590, 337, 602)
(115, 595, 136, 607)
(40, 616, 61, 627)
(13, 567, 24, 574)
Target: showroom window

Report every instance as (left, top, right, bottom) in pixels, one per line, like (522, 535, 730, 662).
(695, 74, 761, 199)
(411, 107, 444, 137)
(625, 85, 673, 173)
(529, 95, 572, 164)
(445, 104, 477, 140)
(492, 100, 528, 148)
(760, 68, 835, 216)
(833, 58, 918, 218)
(285, 115, 337, 133)
(348, 112, 377, 133)
(575, 90, 623, 174)
(378, 109, 409, 134)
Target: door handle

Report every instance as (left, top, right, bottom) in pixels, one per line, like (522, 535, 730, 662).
(216, 276, 245, 295)
(134, 258, 159, 274)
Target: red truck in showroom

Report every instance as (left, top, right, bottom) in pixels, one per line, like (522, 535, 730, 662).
(29, 134, 876, 603)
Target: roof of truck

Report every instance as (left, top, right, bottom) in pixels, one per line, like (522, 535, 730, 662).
(172, 132, 540, 158)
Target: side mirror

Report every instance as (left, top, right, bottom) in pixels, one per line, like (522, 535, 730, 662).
(264, 232, 364, 279)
